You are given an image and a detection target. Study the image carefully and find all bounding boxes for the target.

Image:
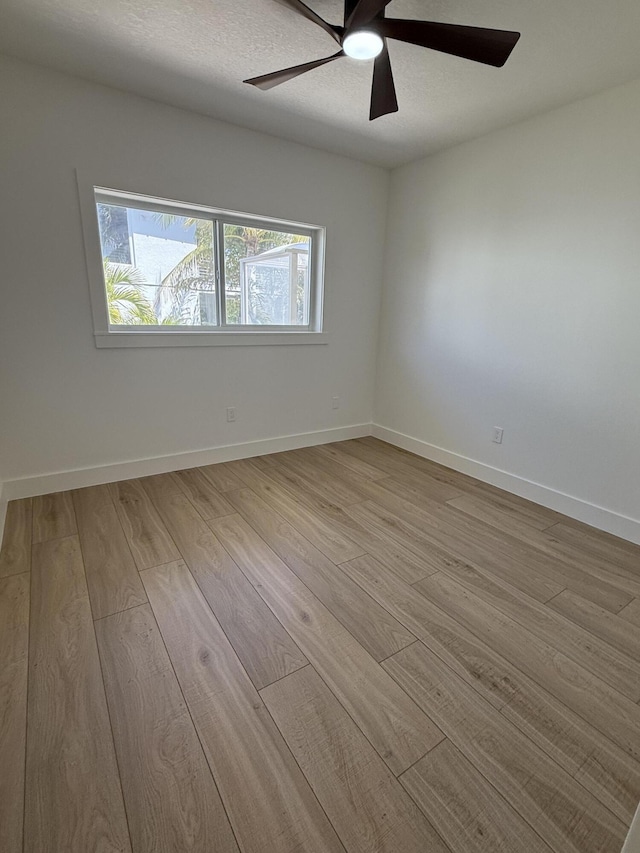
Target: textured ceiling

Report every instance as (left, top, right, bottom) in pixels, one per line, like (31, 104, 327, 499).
(2, 0, 640, 166)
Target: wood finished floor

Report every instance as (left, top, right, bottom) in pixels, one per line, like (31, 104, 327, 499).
(1, 437, 639, 852)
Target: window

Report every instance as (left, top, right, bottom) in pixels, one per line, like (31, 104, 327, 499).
(80, 184, 325, 347)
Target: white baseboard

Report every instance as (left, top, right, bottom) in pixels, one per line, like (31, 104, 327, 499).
(0, 483, 7, 557)
(622, 804, 640, 853)
(1, 423, 371, 503)
(372, 424, 640, 546)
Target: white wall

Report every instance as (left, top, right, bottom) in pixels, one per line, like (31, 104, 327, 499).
(376, 78, 640, 542)
(0, 56, 388, 487)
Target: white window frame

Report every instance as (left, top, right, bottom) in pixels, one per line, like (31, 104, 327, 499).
(77, 177, 327, 348)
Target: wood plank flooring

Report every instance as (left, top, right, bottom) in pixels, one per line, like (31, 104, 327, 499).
(1, 437, 639, 853)
(0, 573, 29, 852)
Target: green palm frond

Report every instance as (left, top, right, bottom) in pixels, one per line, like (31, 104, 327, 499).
(103, 259, 158, 325)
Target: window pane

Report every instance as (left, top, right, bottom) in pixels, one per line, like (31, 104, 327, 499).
(97, 200, 216, 326)
(223, 225, 310, 326)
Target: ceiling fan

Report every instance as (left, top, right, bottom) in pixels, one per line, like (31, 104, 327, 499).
(244, 0, 521, 120)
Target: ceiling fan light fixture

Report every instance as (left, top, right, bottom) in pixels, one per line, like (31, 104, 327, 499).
(342, 31, 384, 60)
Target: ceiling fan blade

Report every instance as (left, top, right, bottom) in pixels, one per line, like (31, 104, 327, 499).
(346, 0, 393, 30)
(275, 0, 343, 43)
(370, 43, 398, 120)
(244, 51, 344, 90)
(375, 19, 520, 67)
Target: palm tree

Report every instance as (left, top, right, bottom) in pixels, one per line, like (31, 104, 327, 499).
(150, 215, 214, 324)
(103, 260, 158, 325)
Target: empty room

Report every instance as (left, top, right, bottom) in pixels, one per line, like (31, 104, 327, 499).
(1, 1, 640, 851)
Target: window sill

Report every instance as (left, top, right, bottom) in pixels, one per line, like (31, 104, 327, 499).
(94, 331, 329, 348)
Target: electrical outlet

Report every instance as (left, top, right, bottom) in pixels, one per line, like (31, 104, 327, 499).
(492, 426, 504, 444)
(226, 407, 236, 423)
(332, 396, 340, 410)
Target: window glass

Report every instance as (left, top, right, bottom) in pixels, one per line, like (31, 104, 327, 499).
(96, 201, 215, 326)
(223, 225, 310, 326)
